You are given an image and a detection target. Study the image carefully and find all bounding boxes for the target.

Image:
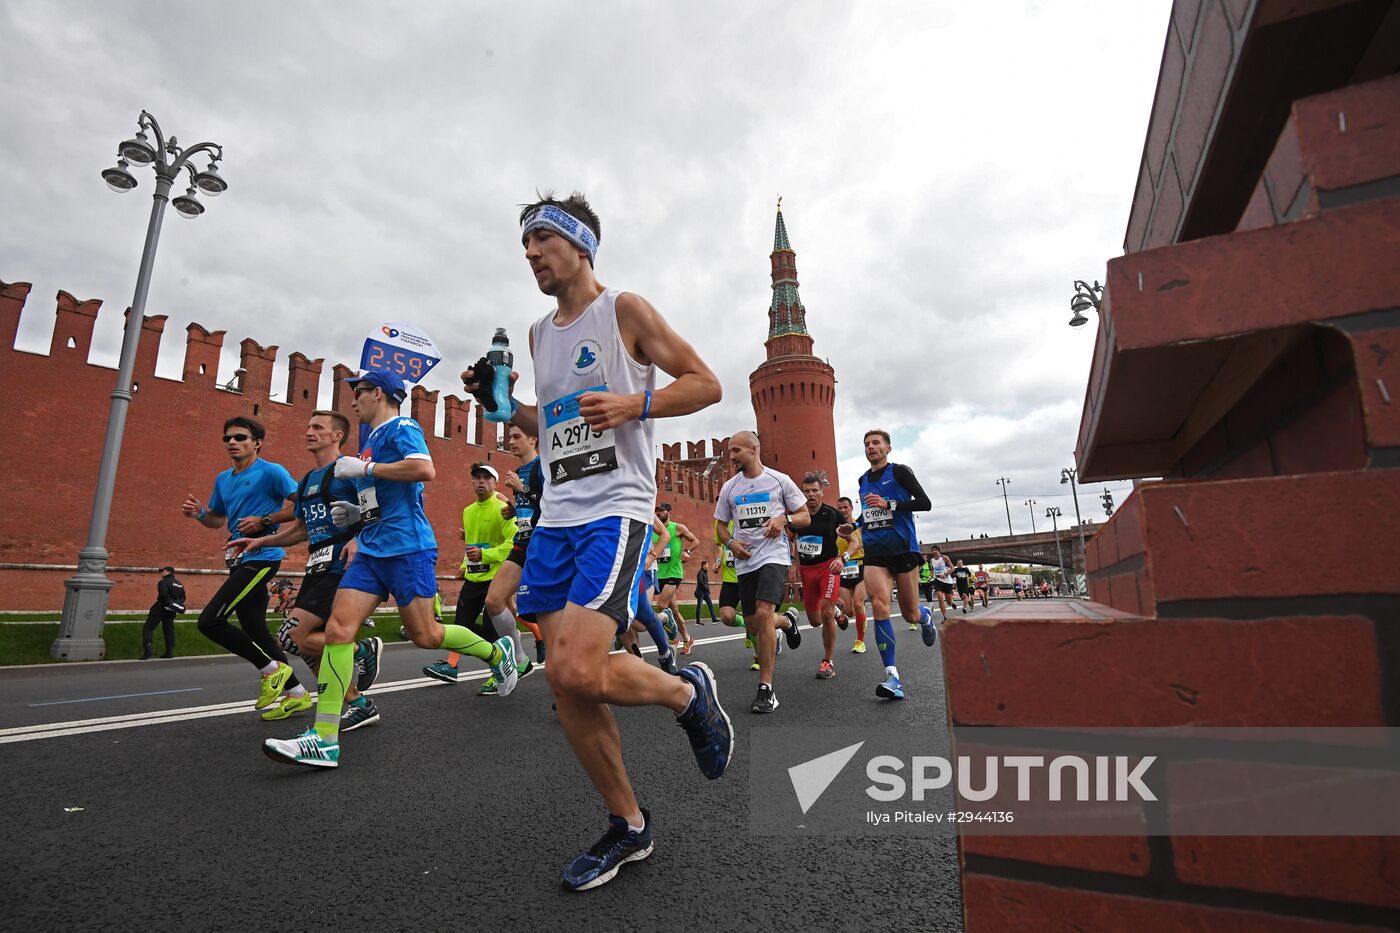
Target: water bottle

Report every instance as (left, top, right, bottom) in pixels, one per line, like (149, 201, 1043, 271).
(485, 328, 514, 422)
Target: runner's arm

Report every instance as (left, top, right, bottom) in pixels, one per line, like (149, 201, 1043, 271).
(890, 464, 932, 512)
(183, 490, 225, 528)
(228, 519, 310, 554)
(484, 509, 518, 564)
(675, 522, 700, 549)
(774, 479, 812, 533)
(236, 499, 296, 536)
(580, 292, 721, 430)
(362, 457, 435, 483)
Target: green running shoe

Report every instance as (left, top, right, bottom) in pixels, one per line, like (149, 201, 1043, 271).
(260, 693, 313, 721)
(256, 663, 293, 710)
(489, 636, 519, 697)
(478, 676, 499, 696)
(263, 727, 339, 768)
(744, 637, 754, 651)
(517, 658, 536, 680)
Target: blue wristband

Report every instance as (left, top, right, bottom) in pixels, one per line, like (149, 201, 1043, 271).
(196, 508, 207, 521)
(640, 389, 652, 422)
(510, 398, 520, 417)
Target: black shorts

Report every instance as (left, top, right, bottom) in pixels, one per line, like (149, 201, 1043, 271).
(863, 552, 924, 575)
(737, 563, 787, 616)
(657, 576, 684, 589)
(719, 580, 741, 609)
(934, 579, 956, 595)
(956, 582, 972, 596)
(507, 539, 530, 567)
(839, 566, 865, 590)
(292, 571, 342, 619)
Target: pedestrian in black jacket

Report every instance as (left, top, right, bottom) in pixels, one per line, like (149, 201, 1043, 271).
(141, 566, 185, 659)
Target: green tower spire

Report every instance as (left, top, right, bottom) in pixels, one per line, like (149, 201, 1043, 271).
(768, 197, 808, 341)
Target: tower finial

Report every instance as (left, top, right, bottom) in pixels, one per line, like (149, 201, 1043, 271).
(777, 194, 782, 212)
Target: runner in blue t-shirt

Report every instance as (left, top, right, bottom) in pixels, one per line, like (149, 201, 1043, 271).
(182, 416, 302, 709)
(836, 428, 936, 701)
(227, 411, 384, 728)
(263, 370, 517, 769)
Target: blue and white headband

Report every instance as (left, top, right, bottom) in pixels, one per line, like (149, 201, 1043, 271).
(521, 205, 599, 262)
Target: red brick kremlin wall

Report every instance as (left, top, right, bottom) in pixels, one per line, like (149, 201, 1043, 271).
(0, 283, 725, 611)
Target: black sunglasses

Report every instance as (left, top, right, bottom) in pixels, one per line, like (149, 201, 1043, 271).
(223, 433, 252, 443)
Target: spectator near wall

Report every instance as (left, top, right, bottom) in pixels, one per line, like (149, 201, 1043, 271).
(140, 566, 185, 660)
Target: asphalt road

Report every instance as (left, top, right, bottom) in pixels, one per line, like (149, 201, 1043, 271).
(2, 615, 964, 932)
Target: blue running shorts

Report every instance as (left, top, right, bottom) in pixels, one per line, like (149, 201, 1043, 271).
(518, 517, 648, 632)
(339, 549, 438, 607)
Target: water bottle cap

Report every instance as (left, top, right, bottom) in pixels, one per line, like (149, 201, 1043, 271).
(493, 327, 509, 344)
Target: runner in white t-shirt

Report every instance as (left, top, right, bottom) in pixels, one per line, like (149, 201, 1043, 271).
(714, 430, 809, 714)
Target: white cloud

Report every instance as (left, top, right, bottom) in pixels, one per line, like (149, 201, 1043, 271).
(2, 0, 1166, 548)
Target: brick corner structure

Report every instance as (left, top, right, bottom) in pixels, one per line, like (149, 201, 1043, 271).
(946, 3, 1400, 930)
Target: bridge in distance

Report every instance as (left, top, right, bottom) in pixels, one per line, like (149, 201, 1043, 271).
(922, 527, 1092, 572)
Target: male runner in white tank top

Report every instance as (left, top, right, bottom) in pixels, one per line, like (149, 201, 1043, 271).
(461, 192, 732, 892)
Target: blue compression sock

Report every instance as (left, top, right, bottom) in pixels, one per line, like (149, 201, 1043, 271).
(873, 618, 897, 668)
(637, 597, 671, 656)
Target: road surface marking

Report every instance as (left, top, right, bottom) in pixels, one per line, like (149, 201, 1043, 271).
(29, 687, 204, 707)
(1, 633, 745, 745)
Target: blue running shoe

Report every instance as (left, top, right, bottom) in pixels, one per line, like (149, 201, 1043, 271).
(660, 608, 679, 644)
(561, 809, 654, 891)
(876, 673, 905, 700)
(423, 660, 459, 683)
(919, 606, 937, 648)
(676, 662, 733, 779)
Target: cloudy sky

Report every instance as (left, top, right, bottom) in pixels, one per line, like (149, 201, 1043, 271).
(2, 0, 1170, 551)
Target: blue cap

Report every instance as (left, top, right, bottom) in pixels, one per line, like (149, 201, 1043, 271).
(346, 369, 407, 402)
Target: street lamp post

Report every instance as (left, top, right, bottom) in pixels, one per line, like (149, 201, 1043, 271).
(1045, 506, 1066, 595)
(1024, 498, 1037, 534)
(1068, 279, 1103, 327)
(1060, 466, 1088, 597)
(52, 112, 226, 661)
(995, 477, 1013, 535)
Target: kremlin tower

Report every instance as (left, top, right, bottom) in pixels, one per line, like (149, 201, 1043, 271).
(749, 201, 841, 499)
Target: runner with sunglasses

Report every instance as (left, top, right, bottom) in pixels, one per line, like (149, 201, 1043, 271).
(182, 416, 304, 710)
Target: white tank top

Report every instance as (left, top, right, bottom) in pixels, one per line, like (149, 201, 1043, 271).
(530, 288, 656, 527)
